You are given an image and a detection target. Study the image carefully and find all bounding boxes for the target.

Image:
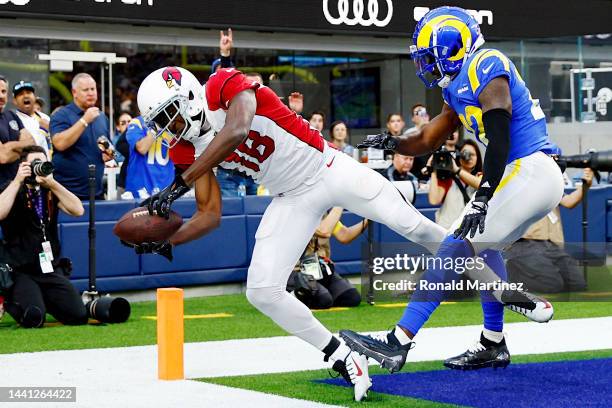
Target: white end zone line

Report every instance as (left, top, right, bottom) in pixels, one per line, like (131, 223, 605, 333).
(0, 317, 610, 407)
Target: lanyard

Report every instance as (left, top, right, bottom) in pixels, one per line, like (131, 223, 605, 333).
(26, 186, 48, 242)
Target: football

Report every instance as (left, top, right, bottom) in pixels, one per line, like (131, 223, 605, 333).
(113, 207, 183, 244)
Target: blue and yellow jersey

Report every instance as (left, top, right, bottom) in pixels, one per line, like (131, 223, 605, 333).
(443, 48, 559, 163)
(125, 116, 174, 197)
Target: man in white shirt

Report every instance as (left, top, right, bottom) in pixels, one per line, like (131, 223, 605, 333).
(13, 81, 51, 156)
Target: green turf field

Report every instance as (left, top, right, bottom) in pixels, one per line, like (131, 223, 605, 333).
(1, 289, 611, 354)
(201, 349, 612, 408)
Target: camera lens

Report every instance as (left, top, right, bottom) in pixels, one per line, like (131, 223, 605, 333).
(30, 159, 54, 177)
(85, 296, 131, 323)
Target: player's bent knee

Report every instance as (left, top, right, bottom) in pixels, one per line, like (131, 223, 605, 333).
(246, 286, 284, 311)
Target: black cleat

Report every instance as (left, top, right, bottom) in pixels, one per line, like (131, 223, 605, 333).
(340, 329, 414, 373)
(444, 333, 511, 370)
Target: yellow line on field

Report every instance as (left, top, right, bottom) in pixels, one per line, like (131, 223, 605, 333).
(312, 307, 350, 313)
(142, 313, 233, 320)
(376, 301, 457, 308)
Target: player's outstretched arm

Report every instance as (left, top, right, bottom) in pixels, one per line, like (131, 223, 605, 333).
(395, 103, 461, 156)
(181, 89, 257, 186)
(169, 170, 222, 246)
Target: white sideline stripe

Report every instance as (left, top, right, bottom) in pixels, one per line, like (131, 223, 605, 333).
(0, 317, 610, 407)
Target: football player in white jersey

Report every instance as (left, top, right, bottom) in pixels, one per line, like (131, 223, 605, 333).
(132, 66, 549, 400)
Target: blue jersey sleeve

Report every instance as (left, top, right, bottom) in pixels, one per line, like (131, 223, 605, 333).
(126, 117, 147, 150)
(467, 49, 513, 99)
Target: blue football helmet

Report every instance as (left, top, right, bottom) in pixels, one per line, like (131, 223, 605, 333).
(411, 6, 485, 88)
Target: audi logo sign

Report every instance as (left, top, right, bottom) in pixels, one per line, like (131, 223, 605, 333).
(323, 0, 393, 27)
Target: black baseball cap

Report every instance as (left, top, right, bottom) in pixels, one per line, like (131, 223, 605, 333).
(13, 80, 35, 97)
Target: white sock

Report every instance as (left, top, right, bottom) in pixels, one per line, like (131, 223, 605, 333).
(329, 340, 351, 362)
(393, 326, 413, 346)
(483, 328, 504, 343)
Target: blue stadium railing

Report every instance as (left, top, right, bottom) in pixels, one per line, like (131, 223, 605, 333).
(5, 186, 610, 293)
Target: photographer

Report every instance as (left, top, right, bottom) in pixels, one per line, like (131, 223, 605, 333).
(427, 139, 483, 230)
(505, 169, 593, 293)
(0, 145, 86, 328)
(288, 207, 365, 309)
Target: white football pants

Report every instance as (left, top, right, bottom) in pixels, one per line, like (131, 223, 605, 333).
(246, 151, 447, 351)
(449, 151, 565, 254)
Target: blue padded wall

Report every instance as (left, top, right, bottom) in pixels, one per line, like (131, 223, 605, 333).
(141, 215, 247, 274)
(28, 185, 608, 292)
(60, 222, 139, 279)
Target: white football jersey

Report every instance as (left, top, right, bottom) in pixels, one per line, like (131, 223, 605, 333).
(192, 68, 333, 195)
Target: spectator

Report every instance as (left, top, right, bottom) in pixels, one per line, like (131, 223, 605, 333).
(329, 120, 355, 157)
(288, 207, 365, 309)
(385, 153, 417, 182)
(34, 97, 45, 114)
(124, 116, 174, 198)
(114, 111, 131, 140)
(444, 128, 459, 153)
(0, 75, 35, 187)
(404, 104, 430, 134)
(405, 105, 432, 178)
(245, 72, 264, 85)
(13, 81, 51, 156)
(381, 153, 420, 204)
(112, 111, 132, 163)
(211, 28, 234, 74)
(386, 113, 406, 136)
(50, 73, 113, 199)
(114, 124, 132, 196)
(428, 139, 483, 230)
(505, 169, 592, 293)
(0, 145, 87, 328)
(288, 92, 304, 114)
(208, 28, 258, 197)
(309, 111, 325, 133)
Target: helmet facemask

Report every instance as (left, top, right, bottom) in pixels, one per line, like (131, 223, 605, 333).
(144, 94, 204, 149)
(410, 44, 449, 89)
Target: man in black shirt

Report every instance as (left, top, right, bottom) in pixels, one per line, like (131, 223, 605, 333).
(0, 145, 86, 328)
(0, 75, 35, 186)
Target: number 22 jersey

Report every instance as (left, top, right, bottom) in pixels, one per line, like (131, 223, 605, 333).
(443, 48, 559, 163)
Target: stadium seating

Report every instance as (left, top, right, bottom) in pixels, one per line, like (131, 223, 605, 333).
(19, 186, 610, 292)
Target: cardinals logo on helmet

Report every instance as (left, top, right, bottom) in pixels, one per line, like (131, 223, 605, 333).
(162, 67, 182, 89)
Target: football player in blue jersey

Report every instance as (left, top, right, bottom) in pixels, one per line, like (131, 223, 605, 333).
(341, 6, 565, 372)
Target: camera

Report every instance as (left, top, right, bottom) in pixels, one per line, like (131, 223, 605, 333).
(556, 150, 612, 172)
(31, 159, 54, 177)
(97, 136, 115, 159)
(84, 295, 131, 324)
(26, 159, 54, 184)
(431, 145, 456, 180)
(459, 150, 473, 162)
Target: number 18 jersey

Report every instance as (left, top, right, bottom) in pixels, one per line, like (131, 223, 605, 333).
(194, 68, 332, 195)
(443, 48, 559, 163)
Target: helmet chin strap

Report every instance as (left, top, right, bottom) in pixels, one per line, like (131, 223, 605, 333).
(438, 75, 452, 88)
